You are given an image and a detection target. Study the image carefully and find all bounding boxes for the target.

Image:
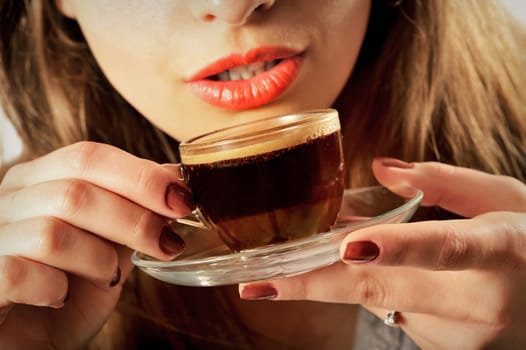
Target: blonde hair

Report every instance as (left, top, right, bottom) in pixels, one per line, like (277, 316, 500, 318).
(336, 0, 526, 186)
(1, 0, 525, 347)
(0, 1, 179, 163)
(1, 1, 525, 180)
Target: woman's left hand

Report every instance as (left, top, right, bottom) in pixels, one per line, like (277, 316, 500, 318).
(239, 158, 526, 350)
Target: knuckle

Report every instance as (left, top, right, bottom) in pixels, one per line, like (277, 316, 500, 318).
(0, 257, 27, 292)
(135, 164, 157, 191)
(53, 179, 90, 217)
(68, 141, 99, 176)
(430, 161, 456, 177)
(497, 214, 526, 264)
(131, 209, 158, 243)
(389, 236, 410, 266)
(355, 272, 387, 306)
(436, 224, 469, 270)
(34, 217, 70, 257)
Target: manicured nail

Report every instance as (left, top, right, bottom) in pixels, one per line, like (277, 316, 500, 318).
(159, 226, 185, 256)
(240, 284, 278, 300)
(166, 183, 195, 214)
(109, 267, 121, 287)
(380, 158, 414, 169)
(343, 241, 379, 263)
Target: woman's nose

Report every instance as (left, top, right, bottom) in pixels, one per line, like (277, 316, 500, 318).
(186, 0, 276, 26)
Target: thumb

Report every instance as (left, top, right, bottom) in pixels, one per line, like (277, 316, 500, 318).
(372, 158, 526, 218)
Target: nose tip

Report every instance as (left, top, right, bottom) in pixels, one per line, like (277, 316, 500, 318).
(189, 0, 275, 26)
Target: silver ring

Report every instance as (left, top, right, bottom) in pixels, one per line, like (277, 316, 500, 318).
(384, 310, 400, 327)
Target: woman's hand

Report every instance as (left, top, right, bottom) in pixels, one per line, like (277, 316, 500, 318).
(239, 158, 526, 350)
(0, 142, 193, 349)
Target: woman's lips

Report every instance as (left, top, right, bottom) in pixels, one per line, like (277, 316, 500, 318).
(186, 47, 303, 110)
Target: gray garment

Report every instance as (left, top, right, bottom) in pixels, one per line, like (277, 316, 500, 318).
(353, 308, 421, 350)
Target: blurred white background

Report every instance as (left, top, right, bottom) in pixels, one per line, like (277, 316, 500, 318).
(1, 0, 526, 166)
(503, 0, 526, 19)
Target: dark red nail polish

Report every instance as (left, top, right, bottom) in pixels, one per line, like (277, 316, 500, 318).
(240, 284, 278, 300)
(110, 267, 121, 287)
(166, 183, 196, 213)
(159, 226, 185, 256)
(380, 158, 414, 169)
(343, 241, 379, 262)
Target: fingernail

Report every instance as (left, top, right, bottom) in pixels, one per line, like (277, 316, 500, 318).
(166, 183, 195, 214)
(380, 158, 414, 169)
(109, 266, 121, 287)
(159, 226, 185, 256)
(240, 284, 278, 300)
(343, 241, 379, 263)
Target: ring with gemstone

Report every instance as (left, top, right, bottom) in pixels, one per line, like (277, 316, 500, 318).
(384, 310, 400, 327)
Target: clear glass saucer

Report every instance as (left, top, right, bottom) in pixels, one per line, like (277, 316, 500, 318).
(132, 185, 422, 287)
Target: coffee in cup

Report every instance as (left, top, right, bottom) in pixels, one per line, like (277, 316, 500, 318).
(178, 109, 344, 251)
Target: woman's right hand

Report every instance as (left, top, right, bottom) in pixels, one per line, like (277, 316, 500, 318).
(0, 141, 193, 349)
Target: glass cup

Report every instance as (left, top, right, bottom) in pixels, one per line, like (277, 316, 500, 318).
(177, 109, 345, 252)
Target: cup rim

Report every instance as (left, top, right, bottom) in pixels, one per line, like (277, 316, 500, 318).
(179, 108, 340, 163)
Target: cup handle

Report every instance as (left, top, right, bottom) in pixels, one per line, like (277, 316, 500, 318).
(175, 208, 209, 229)
(167, 162, 210, 229)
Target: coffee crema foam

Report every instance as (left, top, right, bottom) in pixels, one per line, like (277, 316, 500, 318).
(180, 115, 340, 165)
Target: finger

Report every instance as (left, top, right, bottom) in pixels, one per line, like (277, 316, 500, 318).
(0, 305, 13, 326)
(0, 218, 120, 288)
(340, 212, 526, 270)
(372, 158, 526, 217)
(239, 264, 508, 324)
(364, 306, 498, 350)
(0, 256, 68, 309)
(0, 180, 184, 260)
(0, 142, 194, 218)
(115, 245, 135, 283)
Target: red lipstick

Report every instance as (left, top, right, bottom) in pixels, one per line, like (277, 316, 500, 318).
(186, 47, 303, 110)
